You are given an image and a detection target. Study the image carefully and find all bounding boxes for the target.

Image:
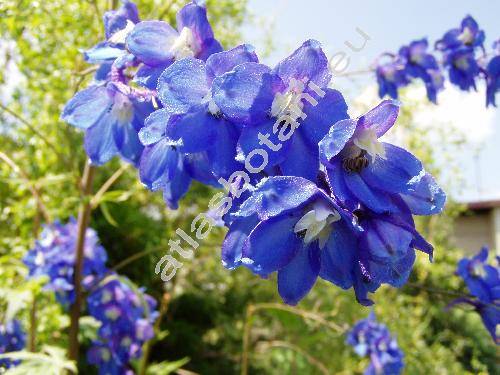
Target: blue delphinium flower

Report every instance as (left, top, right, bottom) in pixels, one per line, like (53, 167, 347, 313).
(319, 100, 446, 216)
(0, 320, 26, 369)
(375, 54, 409, 100)
(138, 44, 259, 202)
(436, 15, 485, 52)
(450, 247, 499, 344)
(222, 176, 360, 305)
(87, 277, 158, 374)
(398, 39, 444, 103)
(485, 41, 500, 107)
(126, 1, 222, 90)
(436, 16, 484, 92)
(23, 218, 108, 306)
(83, 0, 140, 66)
(212, 39, 349, 182)
(347, 312, 404, 375)
(62, 81, 154, 166)
(443, 47, 481, 91)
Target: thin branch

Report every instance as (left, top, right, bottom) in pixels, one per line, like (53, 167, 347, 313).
(90, 163, 130, 209)
(68, 161, 96, 365)
(0, 103, 67, 164)
(257, 340, 329, 375)
(0, 151, 51, 222)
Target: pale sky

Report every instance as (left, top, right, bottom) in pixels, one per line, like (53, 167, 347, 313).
(242, 0, 500, 202)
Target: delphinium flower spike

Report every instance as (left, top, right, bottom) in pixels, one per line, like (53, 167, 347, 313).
(0, 320, 26, 369)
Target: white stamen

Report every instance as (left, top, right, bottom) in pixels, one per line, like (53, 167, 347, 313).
(352, 128, 386, 161)
(108, 20, 135, 44)
(271, 78, 305, 120)
(458, 27, 474, 45)
(112, 93, 134, 124)
(294, 204, 341, 249)
(169, 27, 198, 60)
(202, 91, 220, 116)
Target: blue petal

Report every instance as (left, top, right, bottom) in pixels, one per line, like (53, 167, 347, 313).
(236, 176, 320, 220)
(325, 161, 359, 211)
(278, 242, 321, 305)
(157, 58, 209, 111)
(112, 119, 143, 165)
(320, 222, 357, 289)
(221, 214, 260, 269)
(279, 131, 319, 181)
(62, 85, 112, 129)
(236, 118, 290, 167)
(139, 109, 171, 146)
(84, 113, 118, 165)
(133, 63, 171, 90)
(207, 119, 241, 178)
(344, 172, 399, 213)
(400, 172, 446, 215)
(84, 42, 126, 64)
(242, 213, 302, 275)
(273, 39, 331, 88)
(176, 1, 216, 48)
(205, 44, 259, 81)
(196, 38, 223, 61)
(126, 21, 177, 66)
(300, 89, 348, 146)
(212, 62, 285, 126)
(363, 219, 413, 262)
(358, 99, 399, 137)
(183, 152, 219, 186)
(360, 143, 423, 194)
(103, 0, 140, 39)
(319, 119, 357, 164)
(139, 139, 178, 191)
(166, 109, 218, 153)
(162, 156, 191, 209)
(478, 304, 500, 344)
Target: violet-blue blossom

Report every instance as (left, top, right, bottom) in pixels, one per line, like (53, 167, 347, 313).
(319, 100, 445, 216)
(375, 54, 409, 100)
(485, 43, 500, 107)
(23, 218, 108, 306)
(399, 39, 444, 103)
(436, 15, 485, 52)
(138, 44, 259, 199)
(126, 1, 222, 90)
(347, 312, 404, 375)
(451, 247, 499, 344)
(0, 320, 26, 369)
(87, 277, 158, 374)
(212, 39, 348, 181)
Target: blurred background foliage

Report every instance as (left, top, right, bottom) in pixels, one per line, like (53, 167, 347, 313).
(0, 0, 497, 374)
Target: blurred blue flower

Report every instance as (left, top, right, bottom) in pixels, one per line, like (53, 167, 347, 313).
(0, 320, 26, 369)
(443, 47, 481, 91)
(451, 247, 499, 344)
(375, 54, 409, 100)
(23, 218, 108, 306)
(347, 312, 404, 375)
(87, 277, 158, 374)
(485, 48, 500, 107)
(436, 15, 485, 52)
(399, 39, 444, 103)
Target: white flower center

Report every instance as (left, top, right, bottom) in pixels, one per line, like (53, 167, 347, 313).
(271, 78, 305, 120)
(471, 262, 486, 278)
(352, 128, 386, 161)
(459, 27, 474, 45)
(201, 91, 220, 116)
(108, 20, 135, 44)
(104, 306, 121, 320)
(169, 27, 198, 60)
(294, 204, 341, 249)
(112, 92, 134, 124)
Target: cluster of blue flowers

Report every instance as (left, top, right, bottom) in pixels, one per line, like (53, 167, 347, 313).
(450, 247, 499, 344)
(24, 218, 158, 374)
(61, 0, 446, 306)
(23, 218, 108, 306)
(87, 278, 158, 375)
(0, 320, 26, 369)
(376, 15, 500, 106)
(347, 312, 404, 375)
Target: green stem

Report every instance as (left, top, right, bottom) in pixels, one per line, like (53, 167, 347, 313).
(68, 162, 96, 365)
